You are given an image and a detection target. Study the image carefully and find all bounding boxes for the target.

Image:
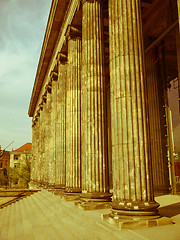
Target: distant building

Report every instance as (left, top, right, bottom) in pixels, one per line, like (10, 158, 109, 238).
(0, 145, 10, 169)
(10, 143, 32, 168)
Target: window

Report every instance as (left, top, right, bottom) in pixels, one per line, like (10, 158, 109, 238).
(14, 163, 20, 168)
(14, 155, 20, 160)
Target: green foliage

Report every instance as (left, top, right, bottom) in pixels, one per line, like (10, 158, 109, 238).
(0, 169, 8, 187)
(6, 167, 19, 185)
(7, 155, 31, 188)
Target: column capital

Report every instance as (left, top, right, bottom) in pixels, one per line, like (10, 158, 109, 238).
(81, 0, 103, 5)
(39, 103, 43, 111)
(32, 120, 36, 127)
(45, 82, 52, 94)
(50, 71, 58, 82)
(56, 52, 67, 65)
(37, 110, 40, 117)
(34, 113, 40, 123)
(42, 94, 47, 104)
(65, 25, 81, 41)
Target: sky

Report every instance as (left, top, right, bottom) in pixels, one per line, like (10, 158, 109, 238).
(0, 0, 52, 151)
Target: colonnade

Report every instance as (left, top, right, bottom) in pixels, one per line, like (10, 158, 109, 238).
(31, 0, 175, 220)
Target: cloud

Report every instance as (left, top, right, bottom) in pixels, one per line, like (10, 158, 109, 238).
(0, 0, 52, 150)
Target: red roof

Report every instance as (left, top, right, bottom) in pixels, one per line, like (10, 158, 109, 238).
(14, 143, 32, 152)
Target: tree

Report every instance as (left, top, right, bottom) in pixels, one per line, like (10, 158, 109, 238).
(7, 154, 31, 188)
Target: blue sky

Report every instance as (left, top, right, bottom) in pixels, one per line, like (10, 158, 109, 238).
(0, 0, 52, 151)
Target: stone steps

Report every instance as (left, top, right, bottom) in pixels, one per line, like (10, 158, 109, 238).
(0, 189, 134, 240)
(31, 191, 99, 239)
(38, 190, 124, 239)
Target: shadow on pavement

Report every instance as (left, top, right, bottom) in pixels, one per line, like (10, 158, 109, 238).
(159, 202, 180, 217)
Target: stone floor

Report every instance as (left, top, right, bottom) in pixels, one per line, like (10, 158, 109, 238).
(0, 190, 180, 240)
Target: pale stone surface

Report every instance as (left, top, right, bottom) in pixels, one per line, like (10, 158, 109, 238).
(31, 123, 38, 182)
(1, 191, 180, 239)
(108, 0, 158, 214)
(41, 96, 47, 184)
(35, 115, 41, 183)
(66, 32, 82, 193)
(47, 82, 55, 185)
(50, 73, 58, 185)
(44, 88, 51, 184)
(56, 54, 67, 188)
(81, 0, 109, 196)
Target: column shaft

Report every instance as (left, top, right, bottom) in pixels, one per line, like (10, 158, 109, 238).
(31, 123, 36, 182)
(44, 92, 50, 184)
(39, 100, 45, 184)
(109, 0, 158, 214)
(81, 0, 109, 196)
(47, 87, 53, 185)
(145, 49, 170, 193)
(49, 78, 57, 185)
(66, 38, 82, 192)
(56, 58, 67, 188)
(36, 116, 41, 183)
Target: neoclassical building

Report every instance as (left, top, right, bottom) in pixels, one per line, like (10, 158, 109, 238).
(28, 0, 180, 224)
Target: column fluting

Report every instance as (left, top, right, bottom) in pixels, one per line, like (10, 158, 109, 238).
(66, 27, 82, 193)
(145, 49, 170, 193)
(81, 0, 110, 199)
(108, 0, 159, 217)
(56, 53, 67, 188)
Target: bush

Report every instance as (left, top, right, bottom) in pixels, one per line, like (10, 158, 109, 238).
(6, 156, 31, 188)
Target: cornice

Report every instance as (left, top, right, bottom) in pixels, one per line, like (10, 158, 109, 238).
(28, 0, 71, 117)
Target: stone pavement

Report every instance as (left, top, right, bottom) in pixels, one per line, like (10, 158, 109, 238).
(0, 190, 180, 240)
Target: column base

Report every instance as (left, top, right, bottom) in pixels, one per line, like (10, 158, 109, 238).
(61, 188, 82, 201)
(28, 180, 42, 189)
(102, 199, 173, 229)
(65, 187, 82, 193)
(51, 189, 65, 196)
(63, 192, 81, 201)
(53, 185, 66, 189)
(111, 200, 160, 213)
(80, 192, 112, 202)
(75, 192, 112, 210)
(75, 201, 111, 210)
(102, 214, 173, 230)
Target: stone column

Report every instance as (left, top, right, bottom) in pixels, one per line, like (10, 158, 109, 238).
(46, 82, 53, 186)
(31, 121, 37, 183)
(31, 122, 35, 181)
(40, 95, 47, 185)
(108, 0, 159, 219)
(81, 0, 110, 203)
(65, 26, 82, 193)
(34, 112, 41, 183)
(48, 72, 58, 186)
(56, 53, 67, 188)
(43, 88, 50, 185)
(50, 72, 58, 186)
(145, 49, 170, 194)
(38, 107, 44, 184)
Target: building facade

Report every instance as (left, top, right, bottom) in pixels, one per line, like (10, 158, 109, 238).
(28, 0, 180, 222)
(10, 143, 32, 169)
